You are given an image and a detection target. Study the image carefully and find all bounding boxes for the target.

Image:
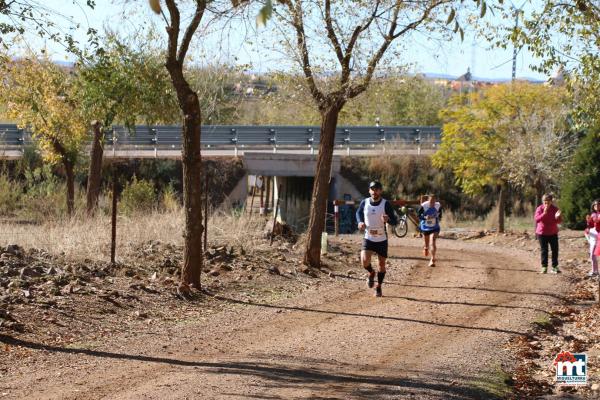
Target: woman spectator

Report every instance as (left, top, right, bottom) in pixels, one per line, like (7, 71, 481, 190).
(586, 199, 600, 276)
(534, 194, 562, 274)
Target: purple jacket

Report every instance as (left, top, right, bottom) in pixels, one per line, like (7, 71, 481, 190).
(535, 204, 561, 236)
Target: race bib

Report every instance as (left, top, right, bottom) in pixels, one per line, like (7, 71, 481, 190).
(425, 218, 436, 227)
(369, 229, 383, 236)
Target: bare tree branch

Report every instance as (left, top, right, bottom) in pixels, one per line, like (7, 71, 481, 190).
(163, 0, 180, 65)
(324, 0, 344, 65)
(347, 0, 445, 99)
(286, 0, 325, 105)
(177, 1, 207, 64)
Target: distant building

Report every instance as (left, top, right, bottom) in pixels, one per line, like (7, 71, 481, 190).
(233, 77, 278, 98)
(547, 66, 566, 86)
(422, 68, 543, 92)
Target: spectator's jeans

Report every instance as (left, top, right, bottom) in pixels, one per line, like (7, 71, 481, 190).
(537, 234, 559, 268)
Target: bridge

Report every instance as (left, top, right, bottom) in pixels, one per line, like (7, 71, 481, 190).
(0, 123, 443, 230)
(0, 124, 441, 159)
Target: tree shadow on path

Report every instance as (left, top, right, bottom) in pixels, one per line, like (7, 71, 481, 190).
(399, 283, 565, 301)
(205, 293, 526, 336)
(383, 294, 548, 314)
(340, 274, 565, 301)
(0, 335, 505, 400)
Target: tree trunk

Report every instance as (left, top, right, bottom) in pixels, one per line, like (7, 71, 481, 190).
(166, 60, 204, 290)
(534, 179, 544, 205)
(180, 98, 204, 289)
(111, 167, 118, 265)
(86, 121, 104, 216)
(498, 184, 506, 233)
(264, 175, 270, 212)
(64, 159, 75, 217)
(303, 106, 340, 267)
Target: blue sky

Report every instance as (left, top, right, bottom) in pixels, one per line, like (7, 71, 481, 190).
(19, 1, 548, 82)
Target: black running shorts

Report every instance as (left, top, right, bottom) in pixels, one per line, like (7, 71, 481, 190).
(362, 239, 388, 258)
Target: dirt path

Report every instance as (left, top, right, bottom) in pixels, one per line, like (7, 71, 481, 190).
(0, 237, 568, 399)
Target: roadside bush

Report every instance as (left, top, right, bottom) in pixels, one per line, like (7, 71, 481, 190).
(14, 145, 43, 176)
(20, 165, 78, 220)
(115, 158, 245, 209)
(560, 128, 600, 229)
(120, 176, 157, 214)
(0, 172, 22, 216)
(0, 162, 88, 221)
(341, 155, 495, 218)
(161, 182, 180, 212)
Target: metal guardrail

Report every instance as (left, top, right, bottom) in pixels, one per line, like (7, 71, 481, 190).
(0, 124, 441, 156)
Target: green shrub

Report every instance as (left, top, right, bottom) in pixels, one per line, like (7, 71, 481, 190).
(23, 164, 62, 197)
(341, 155, 494, 217)
(161, 182, 180, 212)
(120, 176, 156, 214)
(0, 172, 22, 215)
(19, 164, 73, 220)
(559, 128, 600, 229)
(15, 144, 43, 175)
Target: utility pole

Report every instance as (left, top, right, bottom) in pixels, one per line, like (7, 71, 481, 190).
(511, 1, 527, 81)
(511, 10, 519, 81)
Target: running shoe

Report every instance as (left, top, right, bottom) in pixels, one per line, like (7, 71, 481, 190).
(551, 267, 561, 274)
(367, 272, 375, 288)
(540, 267, 548, 274)
(374, 286, 382, 297)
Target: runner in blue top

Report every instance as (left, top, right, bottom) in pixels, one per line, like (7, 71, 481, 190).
(356, 181, 398, 297)
(418, 194, 442, 267)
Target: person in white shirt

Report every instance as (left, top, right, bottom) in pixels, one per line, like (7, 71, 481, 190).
(356, 181, 398, 297)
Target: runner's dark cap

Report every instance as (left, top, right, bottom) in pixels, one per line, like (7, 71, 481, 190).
(369, 181, 382, 189)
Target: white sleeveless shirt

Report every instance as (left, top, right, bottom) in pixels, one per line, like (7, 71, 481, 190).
(363, 198, 387, 242)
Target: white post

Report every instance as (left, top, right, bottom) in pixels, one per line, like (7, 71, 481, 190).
(273, 176, 280, 222)
(153, 128, 158, 158)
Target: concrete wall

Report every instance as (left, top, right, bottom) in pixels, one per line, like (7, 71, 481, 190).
(243, 152, 341, 177)
(278, 176, 313, 231)
(330, 174, 364, 203)
(224, 173, 248, 209)
(224, 152, 363, 231)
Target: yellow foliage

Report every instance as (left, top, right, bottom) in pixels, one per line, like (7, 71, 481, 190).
(432, 82, 569, 195)
(0, 55, 87, 164)
(148, 0, 161, 14)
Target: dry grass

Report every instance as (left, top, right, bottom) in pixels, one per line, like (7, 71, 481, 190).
(0, 207, 270, 262)
(439, 209, 483, 230)
(441, 206, 535, 232)
(484, 204, 500, 231)
(444, 206, 535, 232)
(441, 209, 458, 229)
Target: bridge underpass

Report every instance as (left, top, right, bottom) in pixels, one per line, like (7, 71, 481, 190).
(238, 152, 362, 231)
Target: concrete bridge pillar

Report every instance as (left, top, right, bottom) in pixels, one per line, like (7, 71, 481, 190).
(242, 152, 362, 232)
(276, 176, 313, 230)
